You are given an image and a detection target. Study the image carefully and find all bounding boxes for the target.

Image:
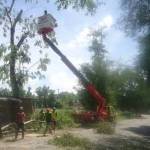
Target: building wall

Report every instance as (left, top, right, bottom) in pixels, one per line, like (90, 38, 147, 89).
(0, 97, 33, 126)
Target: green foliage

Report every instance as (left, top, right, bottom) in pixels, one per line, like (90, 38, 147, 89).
(115, 68, 150, 113)
(120, 0, 150, 35)
(35, 86, 57, 108)
(78, 28, 111, 111)
(55, 0, 98, 14)
(58, 91, 78, 108)
(79, 59, 109, 110)
(138, 34, 150, 85)
(0, 88, 12, 97)
(49, 133, 94, 149)
(56, 109, 77, 129)
(89, 28, 107, 58)
(120, 0, 150, 88)
(27, 0, 101, 14)
(0, 0, 50, 97)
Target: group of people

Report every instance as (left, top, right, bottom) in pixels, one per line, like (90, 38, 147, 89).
(14, 106, 57, 140)
(39, 107, 57, 136)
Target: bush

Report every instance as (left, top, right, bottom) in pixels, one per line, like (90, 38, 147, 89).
(56, 109, 78, 129)
(96, 122, 115, 134)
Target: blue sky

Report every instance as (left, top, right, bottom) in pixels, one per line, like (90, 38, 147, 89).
(3, 0, 138, 93)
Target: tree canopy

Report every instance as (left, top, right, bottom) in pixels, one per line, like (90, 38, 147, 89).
(120, 0, 150, 87)
(120, 0, 150, 36)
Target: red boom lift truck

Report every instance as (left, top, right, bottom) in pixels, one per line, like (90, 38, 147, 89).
(37, 11, 114, 122)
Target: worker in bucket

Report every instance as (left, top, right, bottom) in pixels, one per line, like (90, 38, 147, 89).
(15, 106, 26, 140)
(37, 10, 57, 43)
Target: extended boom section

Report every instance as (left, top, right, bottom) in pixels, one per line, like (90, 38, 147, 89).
(43, 35, 108, 120)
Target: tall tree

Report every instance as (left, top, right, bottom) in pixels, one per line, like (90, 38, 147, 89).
(120, 0, 150, 86)
(0, 0, 50, 97)
(115, 67, 150, 113)
(36, 86, 56, 107)
(78, 28, 109, 110)
(120, 0, 150, 36)
(138, 34, 150, 85)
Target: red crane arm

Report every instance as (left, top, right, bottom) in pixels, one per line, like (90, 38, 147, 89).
(43, 35, 108, 119)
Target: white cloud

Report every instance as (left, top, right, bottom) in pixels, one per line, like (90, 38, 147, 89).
(63, 27, 91, 50)
(98, 15, 113, 29)
(62, 15, 113, 51)
(49, 72, 78, 92)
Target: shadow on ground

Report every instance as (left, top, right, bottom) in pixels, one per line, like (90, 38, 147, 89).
(126, 126, 150, 137)
(94, 136, 150, 150)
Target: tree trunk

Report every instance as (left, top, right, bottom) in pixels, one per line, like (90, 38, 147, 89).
(10, 27, 20, 97)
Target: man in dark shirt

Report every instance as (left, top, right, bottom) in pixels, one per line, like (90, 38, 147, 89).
(43, 108, 52, 136)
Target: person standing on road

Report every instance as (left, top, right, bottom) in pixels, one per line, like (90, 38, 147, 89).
(38, 109, 45, 129)
(15, 106, 26, 140)
(43, 108, 52, 136)
(51, 107, 57, 133)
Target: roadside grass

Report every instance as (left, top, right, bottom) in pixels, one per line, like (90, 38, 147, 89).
(96, 122, 115, 134)
(81, 121, 115, 135)
(48, 133, 94, 150)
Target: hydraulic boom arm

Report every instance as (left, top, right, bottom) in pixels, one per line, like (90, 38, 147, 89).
(43, 35, 108, 119)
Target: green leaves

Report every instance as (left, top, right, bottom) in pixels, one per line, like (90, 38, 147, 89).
(37, 55, 50, 71)
(35, 86, 56, 107)
(78, 27, 109, 110)
(89, 28, 107, 59)
(55, 0, 100, 14)
(138, 34, 150, 85)
(120, 0, 150, 35)
(0, 0, 51, 97)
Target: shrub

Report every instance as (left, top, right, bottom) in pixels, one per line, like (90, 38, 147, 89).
(56, 109, 78, 129)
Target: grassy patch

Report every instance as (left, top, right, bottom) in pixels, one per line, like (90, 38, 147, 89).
(56, 109, 78, 129)
(96, 122, 115, 134)
(49, 133, 94, 149)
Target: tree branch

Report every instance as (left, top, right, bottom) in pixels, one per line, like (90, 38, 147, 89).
(8, 0, 15, 13)
(12, 10, 23, 29)
(17, 32, 29, 49)
(5, 8, 12, 26)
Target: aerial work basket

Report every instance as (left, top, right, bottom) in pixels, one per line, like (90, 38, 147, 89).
(37, 10, 57, 35)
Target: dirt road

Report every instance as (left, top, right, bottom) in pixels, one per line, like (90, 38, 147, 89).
(0, 114, 150, 150)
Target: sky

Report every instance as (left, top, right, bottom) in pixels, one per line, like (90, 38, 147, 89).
(2, 0, 138, 93)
